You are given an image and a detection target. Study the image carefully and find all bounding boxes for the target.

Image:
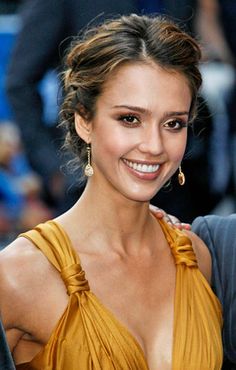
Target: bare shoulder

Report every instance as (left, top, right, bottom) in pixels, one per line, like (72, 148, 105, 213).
(0, 236, 59, 327)
(0, 236, 54, 289)
(184, 229, 212, 284)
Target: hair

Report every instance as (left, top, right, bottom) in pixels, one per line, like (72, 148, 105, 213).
(60, 13, 202, 183)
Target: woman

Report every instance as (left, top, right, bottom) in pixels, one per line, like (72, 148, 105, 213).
(0, 14, 223, 369)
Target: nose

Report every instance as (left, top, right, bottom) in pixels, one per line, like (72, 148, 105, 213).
(138, 124, 164, 155)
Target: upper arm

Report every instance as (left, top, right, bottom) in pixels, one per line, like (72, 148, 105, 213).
(0, 238, 51, 350)
(0, 235, 68, 354)
(0, 240, 27, 350)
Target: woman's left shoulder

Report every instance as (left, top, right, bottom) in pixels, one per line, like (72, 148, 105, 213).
(184, 229, 212, 284)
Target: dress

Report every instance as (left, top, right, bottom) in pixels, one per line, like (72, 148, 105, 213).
(16, 217, 223, 369)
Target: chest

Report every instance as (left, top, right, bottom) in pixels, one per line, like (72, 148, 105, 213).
(17, 248, 176, 369)
(79, 249, 176, 369)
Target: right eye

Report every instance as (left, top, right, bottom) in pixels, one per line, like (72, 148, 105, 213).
(118, 114, 140, 127)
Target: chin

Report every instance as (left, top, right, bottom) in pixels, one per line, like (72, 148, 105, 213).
(125, 189, 159, 203)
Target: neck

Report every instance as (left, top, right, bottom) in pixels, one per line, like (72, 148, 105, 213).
(68, 179, 158, 255)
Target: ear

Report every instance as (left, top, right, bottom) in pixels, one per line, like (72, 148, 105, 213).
(74, 112, 92, 143)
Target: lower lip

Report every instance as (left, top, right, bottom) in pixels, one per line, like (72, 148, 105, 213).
(123, 161, 161, 180)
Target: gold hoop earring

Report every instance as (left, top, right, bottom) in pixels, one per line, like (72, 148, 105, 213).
(84, 143, 94, 177)
(178, 165, 185, 186)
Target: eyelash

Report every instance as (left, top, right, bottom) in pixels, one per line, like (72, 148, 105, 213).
(164, 119, 188, 131)
(117, 114, 188, 130)
(118, 114, 140, 127)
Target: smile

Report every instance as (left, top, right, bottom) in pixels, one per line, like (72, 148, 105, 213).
(123, 159, 160, 173)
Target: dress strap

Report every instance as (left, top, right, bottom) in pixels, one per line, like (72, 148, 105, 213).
(18, 220, 89, 295)
(158, 219, 198, 268)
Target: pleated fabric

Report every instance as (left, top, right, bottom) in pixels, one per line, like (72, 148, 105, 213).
(16, 216, 223, 370)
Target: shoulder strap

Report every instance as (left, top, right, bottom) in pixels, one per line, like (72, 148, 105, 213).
(158, 218, 198, 267)
(18, 220, 80, 272)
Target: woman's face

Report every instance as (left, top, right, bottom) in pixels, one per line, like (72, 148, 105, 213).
(87, 62, 192, 202)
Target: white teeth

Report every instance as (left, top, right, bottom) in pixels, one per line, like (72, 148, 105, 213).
(123, 159, 160, 173)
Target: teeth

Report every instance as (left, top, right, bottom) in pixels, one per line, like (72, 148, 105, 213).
(123, 159, 160, 173)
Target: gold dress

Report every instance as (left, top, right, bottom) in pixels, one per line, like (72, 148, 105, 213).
(16, 217, 223, 369)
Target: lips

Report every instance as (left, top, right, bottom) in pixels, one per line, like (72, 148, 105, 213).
(122, 159, 160, 173)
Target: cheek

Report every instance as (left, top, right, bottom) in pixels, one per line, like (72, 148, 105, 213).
(91, 130, 123, 164)
(165, 132, 188, 162)
(91, 124, 135, 159)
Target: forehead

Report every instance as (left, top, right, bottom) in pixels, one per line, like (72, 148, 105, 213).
(98, 62, 192, 111)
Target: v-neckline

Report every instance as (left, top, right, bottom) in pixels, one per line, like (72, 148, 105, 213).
(49, 218, 178, 369)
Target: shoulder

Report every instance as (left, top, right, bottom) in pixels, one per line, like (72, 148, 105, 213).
(184, 229, 212, 283)
(192, 213, 236, 279)
(0, 237, 58, 329)
(192, 214, 236, 239)
(192, 214, 236, 257)
(0, 236, 53, 285)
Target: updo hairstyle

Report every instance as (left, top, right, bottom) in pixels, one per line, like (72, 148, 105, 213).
(60, 14, 202, 182)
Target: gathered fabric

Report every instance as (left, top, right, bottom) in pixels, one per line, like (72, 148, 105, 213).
(16, 217, 223, 370)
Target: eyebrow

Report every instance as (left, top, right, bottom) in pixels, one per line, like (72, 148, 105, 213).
(112, 105, 189, 118)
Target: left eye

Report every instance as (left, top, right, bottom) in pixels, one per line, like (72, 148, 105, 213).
(164, 120, 187, 130)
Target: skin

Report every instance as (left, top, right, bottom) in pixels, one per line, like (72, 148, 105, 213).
(0, 62, 212, 370)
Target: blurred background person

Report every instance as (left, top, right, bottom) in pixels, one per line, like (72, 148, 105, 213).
(195, 0, 236, 204)
(0, 122, 52, 245)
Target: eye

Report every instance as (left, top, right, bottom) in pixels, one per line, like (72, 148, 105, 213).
(118, 114, 140, 127)
(164, 119, 188, 131)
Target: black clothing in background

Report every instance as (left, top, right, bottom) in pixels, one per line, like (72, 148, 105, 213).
(0, 318, 15, 370)
(5, 0, 138, 210)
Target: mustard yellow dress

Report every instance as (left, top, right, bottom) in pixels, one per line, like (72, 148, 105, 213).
(16, 217, 223, 370)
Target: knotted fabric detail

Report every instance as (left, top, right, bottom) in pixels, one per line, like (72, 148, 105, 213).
(170, 234, 198, 267)
(61, 263, 90, 295)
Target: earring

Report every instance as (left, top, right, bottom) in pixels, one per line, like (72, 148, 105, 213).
(84, 143, 94, 177)
(178, 165, 185, 185)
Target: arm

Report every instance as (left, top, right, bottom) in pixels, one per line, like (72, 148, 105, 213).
(0, 241, 31, 357)
(192, 215, 236, 365)
(0, 237, 68, 364)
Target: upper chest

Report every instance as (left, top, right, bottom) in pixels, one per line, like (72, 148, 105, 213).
(18, 241, 176, 369)
(78, 246, 176, 368)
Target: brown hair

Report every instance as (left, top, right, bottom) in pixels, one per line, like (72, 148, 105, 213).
(60, 14, 202, 183)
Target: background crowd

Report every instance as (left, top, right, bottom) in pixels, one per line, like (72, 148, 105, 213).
(0, 0, 235, 248)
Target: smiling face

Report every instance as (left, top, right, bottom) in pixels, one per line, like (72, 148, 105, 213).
(76, 62, 192, 203)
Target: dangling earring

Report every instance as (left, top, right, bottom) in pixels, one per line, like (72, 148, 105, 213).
(178, 165, 185, 185)
(84, 143, 94, 177)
